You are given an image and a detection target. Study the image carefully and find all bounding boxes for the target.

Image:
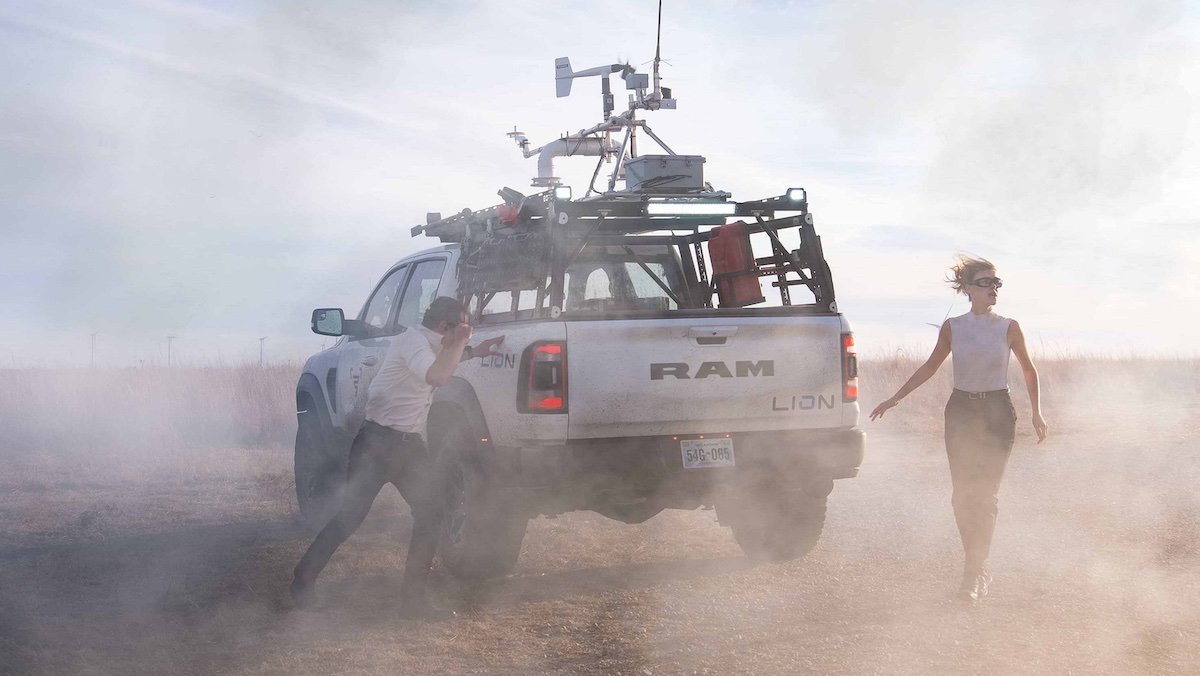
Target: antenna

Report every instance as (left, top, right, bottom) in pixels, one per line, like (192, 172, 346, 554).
(653, 0, 663, 101)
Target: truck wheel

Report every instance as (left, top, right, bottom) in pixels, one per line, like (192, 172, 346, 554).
(720, 490, 827, 562)
(432, 421, 528, 580)
(294, 407, 342, 529)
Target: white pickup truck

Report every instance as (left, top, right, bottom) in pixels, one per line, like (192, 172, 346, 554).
(295, 185, 865, 578)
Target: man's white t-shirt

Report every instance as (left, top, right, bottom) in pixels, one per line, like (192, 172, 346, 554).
(365, 325, 443, 434)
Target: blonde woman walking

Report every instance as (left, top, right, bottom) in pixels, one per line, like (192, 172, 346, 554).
(870, 256, 1048, 602)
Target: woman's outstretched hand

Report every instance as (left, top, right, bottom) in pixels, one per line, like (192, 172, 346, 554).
(869, 397, 899, 421)
(1032, 412, 1048, 443)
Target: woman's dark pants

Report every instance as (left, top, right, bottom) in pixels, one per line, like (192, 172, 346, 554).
(944, 390, 1016, 575)
(294, 421, 444, 598)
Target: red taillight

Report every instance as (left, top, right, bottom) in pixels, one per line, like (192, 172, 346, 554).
(532, 396, 564, 410)
(519, 341, 568, 413)
(841, 332, 858, 403)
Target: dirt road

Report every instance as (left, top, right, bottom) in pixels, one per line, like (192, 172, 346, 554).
(2, 403, 1197, 676)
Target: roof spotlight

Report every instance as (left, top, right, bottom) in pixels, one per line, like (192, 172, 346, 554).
(787, 187, 807, 202)
(554, 185, 573, 201)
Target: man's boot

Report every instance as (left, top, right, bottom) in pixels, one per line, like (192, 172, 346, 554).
(398, 533, 454, 620)
(290, 567, 317, 610)
(398, 571, 454, 620)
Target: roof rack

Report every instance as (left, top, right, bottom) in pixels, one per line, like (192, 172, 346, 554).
(412, 187, 817, 238)
(412, 186, 836, 312)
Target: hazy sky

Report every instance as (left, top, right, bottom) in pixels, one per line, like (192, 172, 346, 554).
(2, 0, 1197, 366)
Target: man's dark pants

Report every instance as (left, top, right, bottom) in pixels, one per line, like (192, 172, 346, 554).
(944, 389, 1017, 575)
(294, 420, 443, 596)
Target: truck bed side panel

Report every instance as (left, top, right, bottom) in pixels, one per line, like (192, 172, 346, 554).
(458, 322, 568, 446)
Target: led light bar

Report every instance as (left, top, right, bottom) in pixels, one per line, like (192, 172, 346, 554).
(787, 187, 806, 201)
(645, 201, 737, 216)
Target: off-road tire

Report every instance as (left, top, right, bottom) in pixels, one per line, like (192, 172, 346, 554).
(720, 490, 827, 563)
(294, 409, 342, 529)
(432, 421, 528, 580)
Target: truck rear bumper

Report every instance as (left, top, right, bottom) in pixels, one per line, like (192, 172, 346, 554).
(489, 427, 865, 509)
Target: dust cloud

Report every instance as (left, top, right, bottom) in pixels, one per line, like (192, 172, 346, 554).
(1, 356, 1196, 674)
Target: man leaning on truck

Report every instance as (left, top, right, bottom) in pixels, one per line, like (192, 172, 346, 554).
(291, 296, 503, 619)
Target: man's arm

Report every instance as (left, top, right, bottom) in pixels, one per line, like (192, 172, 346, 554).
(425, 324, 472, 387)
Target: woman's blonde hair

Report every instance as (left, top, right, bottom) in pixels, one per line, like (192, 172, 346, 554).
(947, 254, 995, 294)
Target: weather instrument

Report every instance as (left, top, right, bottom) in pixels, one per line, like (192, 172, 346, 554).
(506, 0, 683, 193)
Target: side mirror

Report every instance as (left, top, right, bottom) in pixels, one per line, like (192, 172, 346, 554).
(311, 308, 345, 336)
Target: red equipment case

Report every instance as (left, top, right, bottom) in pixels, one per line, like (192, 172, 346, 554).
(708, 221, 765, 307)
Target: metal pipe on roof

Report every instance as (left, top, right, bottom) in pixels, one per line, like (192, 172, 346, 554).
(534, 137, 613, 187)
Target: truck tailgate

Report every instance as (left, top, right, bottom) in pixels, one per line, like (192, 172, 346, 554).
(565, 316, 845, 439)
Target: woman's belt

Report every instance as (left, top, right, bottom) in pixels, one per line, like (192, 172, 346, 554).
(952, 388, 1010, 400)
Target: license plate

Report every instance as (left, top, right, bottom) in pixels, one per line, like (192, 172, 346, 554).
(680, 438, 735, 469)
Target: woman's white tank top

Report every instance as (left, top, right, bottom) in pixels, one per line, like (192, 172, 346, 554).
(948, 311, 1013, 392)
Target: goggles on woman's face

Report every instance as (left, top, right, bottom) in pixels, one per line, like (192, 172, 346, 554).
(969, 277, 1003, 289)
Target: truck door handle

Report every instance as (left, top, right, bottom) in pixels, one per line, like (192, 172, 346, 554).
(688, 326, 737, 346)
(360, 356, 379, 367)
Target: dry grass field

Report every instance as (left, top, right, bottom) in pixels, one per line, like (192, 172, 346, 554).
(1, 356, 1197, 674)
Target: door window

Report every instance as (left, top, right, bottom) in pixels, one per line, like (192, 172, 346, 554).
(396, 259, 448, 329)
(360, 265, 409, 335)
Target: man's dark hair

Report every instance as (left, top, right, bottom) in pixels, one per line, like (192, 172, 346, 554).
(422, 296, 468, 330)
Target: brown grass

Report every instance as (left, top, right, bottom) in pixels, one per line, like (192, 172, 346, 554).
(6, 355, 1195, 452)
(860, 353, 1200, 434)
(0, 364, 299, 455)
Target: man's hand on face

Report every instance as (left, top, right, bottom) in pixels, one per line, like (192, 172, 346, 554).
(446, 321, 473, 346)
